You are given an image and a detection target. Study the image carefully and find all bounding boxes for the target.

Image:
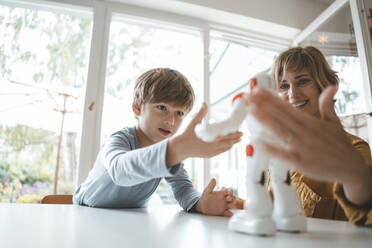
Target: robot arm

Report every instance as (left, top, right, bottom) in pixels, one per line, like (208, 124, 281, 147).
(194, 95, 247, 142)
(194, 71, 275, 142)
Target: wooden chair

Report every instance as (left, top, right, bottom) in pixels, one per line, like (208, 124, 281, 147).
(40, 194, 73, 204)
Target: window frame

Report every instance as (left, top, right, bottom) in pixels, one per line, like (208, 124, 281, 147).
(3, 0, 372, 190)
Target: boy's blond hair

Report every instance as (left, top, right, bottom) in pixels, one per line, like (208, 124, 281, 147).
(133, 68, 195, 111)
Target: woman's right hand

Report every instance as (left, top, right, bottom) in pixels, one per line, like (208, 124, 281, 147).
(243, 86, 372, 206)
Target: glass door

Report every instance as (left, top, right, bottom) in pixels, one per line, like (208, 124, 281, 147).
(298, 1, 372, 143)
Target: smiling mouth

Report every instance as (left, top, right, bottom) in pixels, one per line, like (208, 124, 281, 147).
(292, 100, 308, 108)
(159, 128, 171, 136)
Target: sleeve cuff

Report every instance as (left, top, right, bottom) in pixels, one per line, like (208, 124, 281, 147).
(167, 163, 182, 175)
(186, 196, 201, 212)
(333, 183, 372, 226)
(155, 139, 181, 178)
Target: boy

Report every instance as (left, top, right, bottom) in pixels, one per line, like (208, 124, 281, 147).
(73, 68, 242, 216)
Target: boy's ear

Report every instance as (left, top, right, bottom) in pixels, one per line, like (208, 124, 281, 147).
(132, 102, 141, 116)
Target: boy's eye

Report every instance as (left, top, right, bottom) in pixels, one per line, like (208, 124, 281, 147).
(176, 111, 184, 117)
(157, 105, 166, 111)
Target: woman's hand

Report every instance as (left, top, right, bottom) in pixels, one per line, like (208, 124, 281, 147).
(243, 86, 372, 206)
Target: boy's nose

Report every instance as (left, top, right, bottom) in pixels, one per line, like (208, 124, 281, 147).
(165, 114, 175, 127)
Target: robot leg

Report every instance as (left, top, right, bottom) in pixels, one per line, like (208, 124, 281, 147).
(228, 143, 275, 236)
(269, 159, 307, 232)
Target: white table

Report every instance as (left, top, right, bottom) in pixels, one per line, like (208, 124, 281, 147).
(1, 203, 371, 248)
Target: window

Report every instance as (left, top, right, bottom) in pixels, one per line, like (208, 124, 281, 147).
(101, 15, 204, 203)
(0, 2, 92, 203)
(208, 35, 278, 195)
(2, 1, 370, 206)
(299, 3, 370, 143)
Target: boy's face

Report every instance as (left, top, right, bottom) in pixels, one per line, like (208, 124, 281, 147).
(133, 101, 189, 145)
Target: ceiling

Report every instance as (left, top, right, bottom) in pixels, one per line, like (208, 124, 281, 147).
(110, 0, 347, 49)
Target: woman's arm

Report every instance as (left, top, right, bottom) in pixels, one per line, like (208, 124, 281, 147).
(342, 137, 372, 207)
(243, 86, 372, 207)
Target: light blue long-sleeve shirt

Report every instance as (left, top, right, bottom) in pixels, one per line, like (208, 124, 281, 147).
(73, 126, 200, 211)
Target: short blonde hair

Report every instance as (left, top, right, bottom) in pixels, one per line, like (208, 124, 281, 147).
(133, 68, 194, 112)
(273, 46, 339, 92)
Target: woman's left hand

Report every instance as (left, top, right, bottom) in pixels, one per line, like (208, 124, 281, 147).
(243, 86, 372, 206)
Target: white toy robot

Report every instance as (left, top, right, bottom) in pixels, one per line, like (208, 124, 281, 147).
(195, 71, 306, 236)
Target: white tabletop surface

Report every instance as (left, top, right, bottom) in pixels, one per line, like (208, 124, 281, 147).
(1, 203, 371, 248)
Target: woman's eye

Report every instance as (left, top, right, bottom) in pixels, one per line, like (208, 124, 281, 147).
(297, 79, 310, 86)
(279, 84, 289, 90)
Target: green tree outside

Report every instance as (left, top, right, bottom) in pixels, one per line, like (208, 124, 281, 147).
(0, 4, 151, 202)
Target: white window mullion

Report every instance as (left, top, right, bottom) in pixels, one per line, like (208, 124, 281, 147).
(202, 27, 211, 189)
(77, 1, 111, 185)
(350, 0, 372, 143)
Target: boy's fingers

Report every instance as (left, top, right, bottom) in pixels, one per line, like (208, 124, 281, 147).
(226, 195, 233, 202)
(227, 203, 234, 209)
(218, 143, 237, 152)
(215, 137, 241, 151)
(223, 210, 233, 217)
(223, 188, 232, 195)
(204, 178, 216, 193)
(218, 145, 233, 154)
(216, 135, 242, 148)
(190, 102, 207, 127)
(214, 134, 242, 154)
(216, 131, 243, 141)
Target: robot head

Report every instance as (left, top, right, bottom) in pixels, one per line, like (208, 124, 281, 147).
(231, 71, 275, 105)
(230, 71, 274, 140)
(249, 71, 276, 93)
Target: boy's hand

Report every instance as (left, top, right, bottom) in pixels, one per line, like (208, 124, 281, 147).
(167, 103, 243, 166)
(195, 178, 235, 217)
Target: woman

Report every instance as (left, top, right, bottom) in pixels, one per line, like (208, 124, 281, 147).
(238, 46, 372, 226)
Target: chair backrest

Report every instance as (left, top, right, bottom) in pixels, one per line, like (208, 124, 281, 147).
(40, 194, 73, 204)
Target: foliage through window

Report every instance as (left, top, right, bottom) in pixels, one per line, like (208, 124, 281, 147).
(0, 4, 92, 203)
(208, 37, 278, 196)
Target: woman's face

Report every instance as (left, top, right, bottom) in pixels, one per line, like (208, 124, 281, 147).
(277, 68, 321, 118)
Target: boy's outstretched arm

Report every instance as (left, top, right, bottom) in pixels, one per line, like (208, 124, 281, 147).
(166, 103, 243, 167)
(194, 178, 235, 217)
